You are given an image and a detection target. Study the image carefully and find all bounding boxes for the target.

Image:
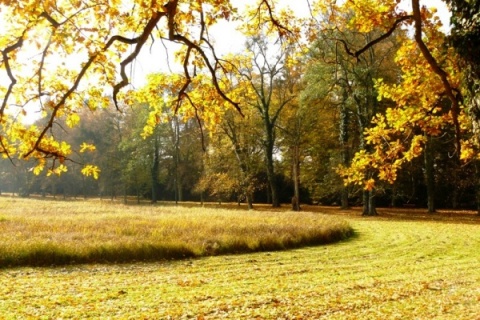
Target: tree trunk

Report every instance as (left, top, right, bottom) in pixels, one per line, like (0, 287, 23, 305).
(232, 142, 254, 210)
(424, 135, 436, 213)
(475, 160, 480, 215)
(266, 154, 280, 207)
(151, 132, 160, 203)
(390, 184, 397, 208)
(82, 176, 87, 200)
(123, 183, 127, 205)
(292, 145, 301, 211)
(339, 94, 350, 209)
(265, 124, 280, 207)
(174, 115, 180, 205)
(362, 189, 377, 216)
(246, 192, 254, 210)
(266, 184, 272, 205)
(177, 183, 183, 202)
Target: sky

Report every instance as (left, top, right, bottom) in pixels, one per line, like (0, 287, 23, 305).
(130, 0, 451, 87)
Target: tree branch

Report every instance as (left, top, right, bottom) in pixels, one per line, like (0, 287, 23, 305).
(25, 12, 165, 158)
(412, 0, 461, 152)
(172, 33, 242, 116)
(260, 0, 294, 37)
(338, 15, 413, 60)
(0, 32, 26, 121)
(112, 11, 165, 110)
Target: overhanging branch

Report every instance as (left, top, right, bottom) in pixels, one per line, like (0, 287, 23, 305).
(412, 0, 461, 152)
(112, 11, 165, 110)
(338, 15, 413, 60)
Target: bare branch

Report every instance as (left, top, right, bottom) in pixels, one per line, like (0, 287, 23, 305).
(183, 93, 207, 152)
(113, 11, 166, 110)
(0, 32, 26, 121)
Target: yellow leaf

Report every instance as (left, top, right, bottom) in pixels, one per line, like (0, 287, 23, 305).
(364, 178, 375, 191)
(66, 113, 80, 128)
(81, 165, 101, 179)
(80, 142, 96, 153)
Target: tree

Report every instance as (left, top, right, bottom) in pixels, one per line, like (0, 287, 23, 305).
(216, 109, 264, 209)
(277, 67, 314, 210)
(229, 35, 297, 207)
(305, 4, 402, 214)
(326, 0, 475, 213)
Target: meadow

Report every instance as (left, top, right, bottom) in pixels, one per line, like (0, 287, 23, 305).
(0, 197, 479, 319)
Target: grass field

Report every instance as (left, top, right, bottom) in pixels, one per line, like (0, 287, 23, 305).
(0, 198, 479, 319)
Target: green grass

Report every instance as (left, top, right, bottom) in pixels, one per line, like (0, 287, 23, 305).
(0, 197, 353, 267)
(0, 197, 479, 318)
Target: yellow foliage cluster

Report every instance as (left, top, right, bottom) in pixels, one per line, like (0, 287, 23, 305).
(0, 0, 252, 178)
(134, 71, 237, 140)
(335, 1, 476, 191)
(343, 0, 400, 33)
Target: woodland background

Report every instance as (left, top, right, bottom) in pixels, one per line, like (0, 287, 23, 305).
(1, 0, 479, 213)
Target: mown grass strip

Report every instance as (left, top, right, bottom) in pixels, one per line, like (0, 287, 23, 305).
(0, 197, 353, 267)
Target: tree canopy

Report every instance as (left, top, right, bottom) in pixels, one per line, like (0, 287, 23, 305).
(1, 0, 479, 210)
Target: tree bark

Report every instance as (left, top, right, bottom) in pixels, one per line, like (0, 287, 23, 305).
(265, 152, 280, 207)
(174, 116, 180, 205)
(246, 192, 254, 210)
(151, 131, 160, 203)
(265, 123, 280, 207)
(475, 160, 480, 215)
(291, 145, 301, 211)
(339, 95, 350, 209)
(424, 135, 436, 213)
(362, 189, 378, 216)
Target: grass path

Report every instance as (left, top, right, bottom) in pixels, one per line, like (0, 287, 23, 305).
(1, 217, 480, 319)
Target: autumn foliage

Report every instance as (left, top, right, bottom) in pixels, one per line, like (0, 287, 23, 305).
(1, 0, 478, 209)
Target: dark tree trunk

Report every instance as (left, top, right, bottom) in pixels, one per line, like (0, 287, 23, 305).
(266, 183, 272, 205)
(264, 117, 280, 207)
(246, 192, 254, 210)
(362, 190, 377, 216)
(292, 145, 301, 211)
(475, 160, 480, 215)
(123, 182, 128, 205)
(339, 99, 350, 209)
(82, 176, 87, 200)
(232, 139, 255, 210)
(174, 116, 180, 205)
(266, 156, 280, 207)
(424, 135, 436, 213)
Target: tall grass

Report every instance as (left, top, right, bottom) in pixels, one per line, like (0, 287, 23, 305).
(0, 197, 353, 267)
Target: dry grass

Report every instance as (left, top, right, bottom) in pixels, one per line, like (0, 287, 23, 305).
(0, 197, 353, 267)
